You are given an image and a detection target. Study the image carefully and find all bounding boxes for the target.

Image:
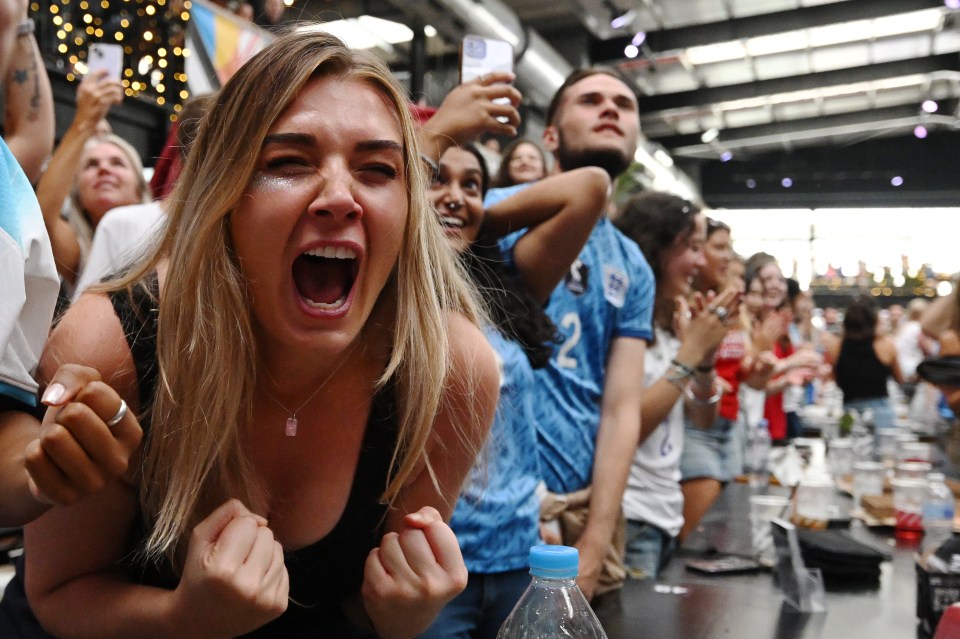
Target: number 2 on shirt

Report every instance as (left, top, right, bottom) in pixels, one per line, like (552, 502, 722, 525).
(556, 312, 582, 369)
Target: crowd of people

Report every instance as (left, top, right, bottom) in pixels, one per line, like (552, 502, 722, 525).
(1, 10, 959, 639)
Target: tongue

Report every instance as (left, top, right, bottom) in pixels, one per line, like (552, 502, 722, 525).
(293, 255, 352, 305)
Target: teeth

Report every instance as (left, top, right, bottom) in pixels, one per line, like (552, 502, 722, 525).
(440, 216, 464, 228)
(303, 246, 357, 259)
(303, 293, 348, 310)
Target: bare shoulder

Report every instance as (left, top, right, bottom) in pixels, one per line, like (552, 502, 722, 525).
(441, 313, 499, 437)
(873, 335, 898, 363)
(445, 312, 497, 374)
(40, 292, 138, 405)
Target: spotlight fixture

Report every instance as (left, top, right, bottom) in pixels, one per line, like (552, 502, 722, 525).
(720, 151, 733, 162)
(746, 179, 756, 189)
(947, 0, 960, 10)
(891, 176, 904, 187)
(624, 44, 639, 58)
(922, 99, 938, 113)
(631, 31, 646, 47)
(781, 177, 793, 188)
(701, 128, 720, 143)
(914, 125, 929, 138)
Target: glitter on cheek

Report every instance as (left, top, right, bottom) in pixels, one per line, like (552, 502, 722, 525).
(250, 172, 300, 192)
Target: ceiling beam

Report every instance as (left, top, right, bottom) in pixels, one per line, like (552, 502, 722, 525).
(636, 53, 960, 113)
(654, 103, 934, 147)
(590, 0, 945, 61)
(654, 103, 958, 158)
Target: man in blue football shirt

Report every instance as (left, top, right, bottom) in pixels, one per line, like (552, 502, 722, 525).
(486, 68, 655, 599)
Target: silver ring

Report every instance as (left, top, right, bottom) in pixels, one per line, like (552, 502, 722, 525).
(106, 399, 127, 428)
(713, 306, 729, 322)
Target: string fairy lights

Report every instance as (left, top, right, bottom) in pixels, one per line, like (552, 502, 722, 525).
(32, 0, 189, 120)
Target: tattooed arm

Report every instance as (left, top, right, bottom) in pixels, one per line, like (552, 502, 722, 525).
(5, 19, 54, 183)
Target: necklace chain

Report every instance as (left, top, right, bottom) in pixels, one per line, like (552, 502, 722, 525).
(259, 347, 354, 436)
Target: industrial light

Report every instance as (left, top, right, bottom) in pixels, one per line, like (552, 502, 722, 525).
(610, 9, 636, 30)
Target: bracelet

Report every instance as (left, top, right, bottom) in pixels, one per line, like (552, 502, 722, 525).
(670, 358, 696, 377)
(17, 18, 35, 36)
(420, 153, 440, 182)
(664, 363, 691, 392)
(696, 362, 714, 372)
(685, 381, 722, 405)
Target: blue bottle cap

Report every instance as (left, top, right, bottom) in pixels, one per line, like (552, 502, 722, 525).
(529, 544, 579, 579)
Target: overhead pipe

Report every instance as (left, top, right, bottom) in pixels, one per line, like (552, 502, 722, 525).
(391, 0, 573, 109)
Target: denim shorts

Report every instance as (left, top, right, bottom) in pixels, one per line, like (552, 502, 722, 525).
(624, 519, 677, 580)
(679, 416, 736, 482)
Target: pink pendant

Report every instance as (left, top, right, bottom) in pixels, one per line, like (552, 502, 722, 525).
(285, 416, 298, 437)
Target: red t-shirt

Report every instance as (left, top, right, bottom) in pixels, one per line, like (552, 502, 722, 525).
(764, 338, 794, 441)
(715, 330, 747, 421)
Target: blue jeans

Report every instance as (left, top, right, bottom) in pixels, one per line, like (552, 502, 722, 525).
(624, 519, 677, 580)
(845, 397, 896, 447)
(417, 569, 530, 639)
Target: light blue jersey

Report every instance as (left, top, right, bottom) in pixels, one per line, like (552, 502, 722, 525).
(450, 328, 542, 573)
(487, 184, 655, 494)
(0, 139, 58, 406)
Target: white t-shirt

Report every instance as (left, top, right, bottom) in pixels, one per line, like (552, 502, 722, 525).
(0, 139, 59, 405)
(621, 327, 685, 537)
(895, 320, 925, 380)
(72, 201, 166, 301)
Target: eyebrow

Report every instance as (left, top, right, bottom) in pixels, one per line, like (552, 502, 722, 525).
(261, 133, 402, 155)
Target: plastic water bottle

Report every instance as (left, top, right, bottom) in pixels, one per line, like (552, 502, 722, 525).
(923, 472, 956, 560)
(746, 419, 772, 488)
(497, 545, 608, 639)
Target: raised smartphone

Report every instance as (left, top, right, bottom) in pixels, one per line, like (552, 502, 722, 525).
(459, 34, 513, 84)
(87, 43, 124, 81)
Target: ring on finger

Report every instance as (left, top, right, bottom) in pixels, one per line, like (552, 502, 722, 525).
(713, 306, 729, 322)
(106, 399, 127, 428)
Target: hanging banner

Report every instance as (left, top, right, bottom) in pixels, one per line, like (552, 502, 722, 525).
(189, 0, 274, 86)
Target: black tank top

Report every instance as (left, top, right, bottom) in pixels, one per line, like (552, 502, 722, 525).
(834, 337, 891, 403)
(0, 277, 397, 638)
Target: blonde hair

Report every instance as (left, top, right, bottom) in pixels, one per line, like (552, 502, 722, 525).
(110, 29, 483, 566)
(67, 133, 150, 263)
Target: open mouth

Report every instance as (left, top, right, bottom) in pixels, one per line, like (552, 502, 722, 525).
(439, 215, 465, 229)
(292, 246, 359, 310)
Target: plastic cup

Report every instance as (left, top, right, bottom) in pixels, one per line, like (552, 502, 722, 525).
(827, 438, 854, 481)
(794, 480, 835, 529)
(749, 494, 790, 564)
(896, 461, 933, 479)
(897, 441, 933, 465)
(852, 460, 885, 509)
(892, 477, 927, 541)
